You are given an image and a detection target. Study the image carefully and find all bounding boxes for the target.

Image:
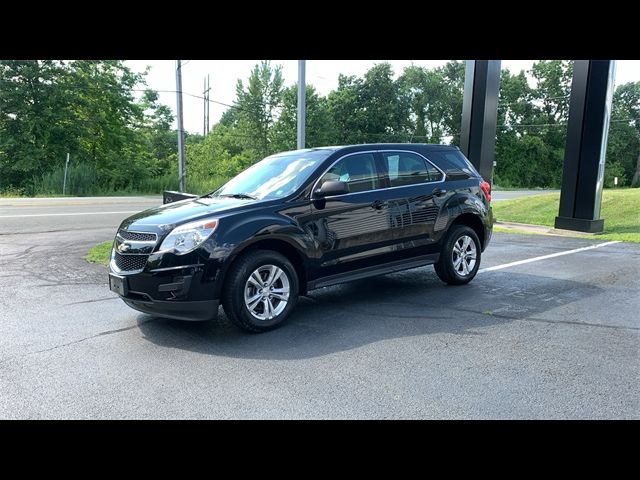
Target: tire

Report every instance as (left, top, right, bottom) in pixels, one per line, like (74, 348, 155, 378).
(434, 225, 481, 285)
(221, 250, 299, 333)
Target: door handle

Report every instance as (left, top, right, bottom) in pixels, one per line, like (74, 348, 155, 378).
(371, 200, 386, 210)
(432, 188, 447, 197)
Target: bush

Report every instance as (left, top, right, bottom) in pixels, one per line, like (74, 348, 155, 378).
(0, 185, 26, 197)
(604, 161, 627, 188)
(34, 163, 103, 196)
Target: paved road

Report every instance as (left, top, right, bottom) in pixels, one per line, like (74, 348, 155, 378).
(0, 196, 638, 419)
(0, 196, 161, 234)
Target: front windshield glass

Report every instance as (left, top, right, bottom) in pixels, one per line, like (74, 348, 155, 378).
(213, 150, 332, 200)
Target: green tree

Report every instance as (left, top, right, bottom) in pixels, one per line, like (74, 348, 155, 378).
(327, 63, 412, 144)
(65, 60, 148, 189)
(398, 62, 463, 143)
(530, 60, 573, 122)
(327, 74, 366, 144)
(136, 88, 176, 178)
(270, 84, 335, 151)
(234, 61, 284, 157)
(495, 68, 536, 186)
(528, 60, 574, 188)
(0, 60, 72, 189)
(438, 60, 466, 145)
(606, 81, 640, 187)
(0, 60, 181, 194)
(358, 63, 411, 142)
(494, 61, 574, 188)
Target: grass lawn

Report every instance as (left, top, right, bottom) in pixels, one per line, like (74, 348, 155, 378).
(86, 241, 112, 266)
(492, 188, 640, 243)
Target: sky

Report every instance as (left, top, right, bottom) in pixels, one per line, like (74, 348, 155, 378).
(125, 60, 640, 135)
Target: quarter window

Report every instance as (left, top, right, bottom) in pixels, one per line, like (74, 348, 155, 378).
(382, 152, 442, 187)
(319, 153, 380, 194)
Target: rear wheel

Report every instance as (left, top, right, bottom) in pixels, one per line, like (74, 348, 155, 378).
(434, 225, 481, 285)
(222, 250, 299, 333)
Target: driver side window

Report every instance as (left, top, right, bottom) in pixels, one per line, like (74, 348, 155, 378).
(319, 153, 380, 194)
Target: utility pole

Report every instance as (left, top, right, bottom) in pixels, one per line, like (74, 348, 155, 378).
(62, 152, 70, 195)
(203, 74, 211, 136)
(206, 74, 210, 135)
(297, 60, 306, 150)
(175, 60, 186, 192)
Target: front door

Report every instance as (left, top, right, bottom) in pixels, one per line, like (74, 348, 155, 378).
(305, 151, 390, 278)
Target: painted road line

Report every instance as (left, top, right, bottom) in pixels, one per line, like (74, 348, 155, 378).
(478, 241, 621, 273)
(0, 211, 140, 218)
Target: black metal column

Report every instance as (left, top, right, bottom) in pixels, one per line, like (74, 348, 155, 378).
(555, 60, 616, 233)
(460, 60, 501, 182)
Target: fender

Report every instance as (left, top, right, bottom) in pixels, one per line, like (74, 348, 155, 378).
(210, 214, 314, 297)
(438, 185, 488, 243)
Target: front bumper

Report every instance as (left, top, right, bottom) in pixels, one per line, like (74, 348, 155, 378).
(109, 257, 223, 322)
(122, 297, 219, 321)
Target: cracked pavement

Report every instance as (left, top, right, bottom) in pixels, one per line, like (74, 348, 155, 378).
(0, 196, 638, 419)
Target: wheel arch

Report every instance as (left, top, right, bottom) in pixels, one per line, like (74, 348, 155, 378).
(450, 212, 486, 249)
(221, 236, 309, 295)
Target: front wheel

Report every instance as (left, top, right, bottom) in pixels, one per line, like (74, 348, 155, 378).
(434, 225, 481, 285)
(221, 250, 299, 333)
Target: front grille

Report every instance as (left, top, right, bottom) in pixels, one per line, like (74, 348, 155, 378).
(114, 251, 149, 272)
(119, 231, 157, 241)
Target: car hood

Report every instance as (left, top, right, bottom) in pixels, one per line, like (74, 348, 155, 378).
(119, 196, 255, 232)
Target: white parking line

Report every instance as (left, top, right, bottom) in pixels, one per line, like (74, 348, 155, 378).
(478, 240, 621, 273)
(0, 211, 140, 218)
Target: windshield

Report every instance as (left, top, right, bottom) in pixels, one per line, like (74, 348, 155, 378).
(212, 150, 332, 200)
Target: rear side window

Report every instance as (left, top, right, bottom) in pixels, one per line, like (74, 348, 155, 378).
(428, 149, 480, 177)
(382, 152, 443, 187)
(320, 153, 380, 193)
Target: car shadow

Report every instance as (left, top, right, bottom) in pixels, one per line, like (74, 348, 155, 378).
(135, 267, 603, 360)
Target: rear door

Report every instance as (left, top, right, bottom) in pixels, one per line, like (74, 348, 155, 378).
(375, 150, 447, 256)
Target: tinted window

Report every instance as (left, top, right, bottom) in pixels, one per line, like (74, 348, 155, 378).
(383, 152, 442, 187)
(319, 153, 380, 193)
(425, 160, 444, 182)
(428, 149, 479, 177)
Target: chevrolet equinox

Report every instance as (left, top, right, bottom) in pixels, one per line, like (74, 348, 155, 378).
(109, 144, 493, 332)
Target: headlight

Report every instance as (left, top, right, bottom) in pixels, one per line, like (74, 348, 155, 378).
(158, 218, 219, 255)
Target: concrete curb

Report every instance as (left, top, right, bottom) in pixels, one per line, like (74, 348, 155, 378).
(494, 221, 597, 238)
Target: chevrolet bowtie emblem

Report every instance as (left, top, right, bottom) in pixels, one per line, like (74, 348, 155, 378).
(118, 242, 131, 253)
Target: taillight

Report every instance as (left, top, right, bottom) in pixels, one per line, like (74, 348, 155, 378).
(480, 180, 491, 203)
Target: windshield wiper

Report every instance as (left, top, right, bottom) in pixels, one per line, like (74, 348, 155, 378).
(216, 193, 258, 200)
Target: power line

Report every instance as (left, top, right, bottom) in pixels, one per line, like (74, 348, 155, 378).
(0, 79, 282, 118)
(499, 118, 636, 129)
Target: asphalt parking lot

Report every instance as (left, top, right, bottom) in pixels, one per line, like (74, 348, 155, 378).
(0, 197, 638, 419)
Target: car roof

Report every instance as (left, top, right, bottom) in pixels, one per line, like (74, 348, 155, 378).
(333, 143, 459, 151)
(279, 143, 459, 156)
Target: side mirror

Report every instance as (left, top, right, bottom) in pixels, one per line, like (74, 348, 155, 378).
(314, 180, 350, 198)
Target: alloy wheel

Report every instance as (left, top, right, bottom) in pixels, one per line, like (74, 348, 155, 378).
(451, 235, 477, 277)
(244, 265, 290, 321)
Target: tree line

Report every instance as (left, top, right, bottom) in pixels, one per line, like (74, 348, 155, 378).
(1, 60, 638, 196)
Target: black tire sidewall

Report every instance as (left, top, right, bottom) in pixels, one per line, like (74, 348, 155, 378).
(228, 251, 299, 331)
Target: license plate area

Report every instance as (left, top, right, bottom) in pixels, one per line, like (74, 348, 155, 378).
(109, 273, 128, 296)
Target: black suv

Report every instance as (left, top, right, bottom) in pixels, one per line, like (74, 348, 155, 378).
(108, 144, 492, 332)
